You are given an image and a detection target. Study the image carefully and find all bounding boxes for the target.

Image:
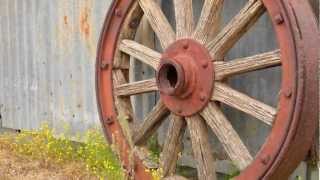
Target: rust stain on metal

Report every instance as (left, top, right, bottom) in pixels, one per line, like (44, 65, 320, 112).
(64, 16, 68, 26)
(80, 7, 91, 40)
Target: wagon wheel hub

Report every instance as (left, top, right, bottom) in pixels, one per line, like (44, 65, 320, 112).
(157, 39, 214, 116)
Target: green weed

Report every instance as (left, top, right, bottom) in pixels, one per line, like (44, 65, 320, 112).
(0, 123, 125, 180)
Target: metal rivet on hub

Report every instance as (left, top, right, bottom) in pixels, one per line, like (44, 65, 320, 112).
(183, 42, 189, 50)
(202, 62, 208, 69)
(275, 14, 284, 25)
(200, 93, 206, 102)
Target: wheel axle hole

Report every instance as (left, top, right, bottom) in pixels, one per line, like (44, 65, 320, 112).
(166, 65, 178, 88)
(157, 61, 184, 96)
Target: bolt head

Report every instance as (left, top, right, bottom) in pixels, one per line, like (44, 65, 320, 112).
(115, 8, 122, 17)
(202, 62, 209, 69)
(275, 14, 284, 25)
(105, 117, 114, 125)
(261, 155, 271, 165)
(200, 93, 206, 102)
(182, 42, 189, 50)
(284, 89, 292, 98)
(101, 61, 109, 69)
(129, 19, 139, 29)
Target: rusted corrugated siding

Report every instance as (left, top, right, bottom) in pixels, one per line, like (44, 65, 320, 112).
(0, 0, 111, 134)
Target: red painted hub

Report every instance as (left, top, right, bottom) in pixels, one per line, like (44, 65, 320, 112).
(156, 39, 214, 116)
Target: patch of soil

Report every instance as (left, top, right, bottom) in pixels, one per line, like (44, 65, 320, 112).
(0, 149, 98, 180)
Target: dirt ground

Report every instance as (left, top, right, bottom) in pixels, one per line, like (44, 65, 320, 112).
(0, 149, 98, 180)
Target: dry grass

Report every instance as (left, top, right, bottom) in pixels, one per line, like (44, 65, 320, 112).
(0, 148, 97, 180)
(0, 125, 126, 180)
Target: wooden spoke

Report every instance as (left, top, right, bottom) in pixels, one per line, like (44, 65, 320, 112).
(193, 0, 224, 44)
(207, 0, 265, 59)
(173, 0, 194, 38)
(115, 78, 158, 97)
(200, 103, 253, 169)
(113, 70, 135, 146)
(186, 115, 216, 180)
(113, 70, 134, 118)
(133, 100, 170, 145)
(215, 50, 281, 80)
(212, 82, 277, 125)
(119, 40, 161, 70)
(160, 115, 186, 177)
(139, 0, 176, 48)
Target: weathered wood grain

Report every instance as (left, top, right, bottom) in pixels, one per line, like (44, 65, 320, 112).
(207, 0, 265, 59)
(174, 0, 194, 38)
(186, 115, 217, 180)
(113, 70, 134, 119)
(133, 100, 170, 145)
(215, 50, 281, 80)
(112, 70, 135, 146)
(160, 115, 186, 177)
(193, 0, 224, 44)
(201, 103, 253, 169)
(212, 82, 276, 125)
(119, 39, 161, 70)
(139, 0, 176, 48)
(113, 2, 142, 69)
(115, 78, 158, 97)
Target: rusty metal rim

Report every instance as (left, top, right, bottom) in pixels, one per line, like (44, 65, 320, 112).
(237, 0, 318, 179)
(96, 0, 319, 179)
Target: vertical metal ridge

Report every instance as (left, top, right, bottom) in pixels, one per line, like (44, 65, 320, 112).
(0, 0, 110, 134)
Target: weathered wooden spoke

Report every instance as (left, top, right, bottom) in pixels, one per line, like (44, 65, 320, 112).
(212, 82, 277, 125)
(160, 115, 186, 177)
(215, 50, 281, 80)
(133, 100, 170, 145)
(119, 40, 161, 70)
(173, 0, 194, 38)
(113, 69, 135, 118)
(138, 0, 175, 48)
(207, 0, 265, 58)
(193, 0, 224, 44)
(186, 115, 216, 180)
(200, 103, 253, 169)
(115, 78, 158, 97)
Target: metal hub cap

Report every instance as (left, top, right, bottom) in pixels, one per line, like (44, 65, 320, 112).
(157, 39, 214, 116)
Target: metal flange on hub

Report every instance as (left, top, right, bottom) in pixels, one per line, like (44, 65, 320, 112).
(157, 39, 214, 116)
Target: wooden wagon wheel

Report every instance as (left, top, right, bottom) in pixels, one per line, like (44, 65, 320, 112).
(96, 0, 319, 179)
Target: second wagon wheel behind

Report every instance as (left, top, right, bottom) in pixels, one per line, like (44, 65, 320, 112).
(96, 0, 319, 179)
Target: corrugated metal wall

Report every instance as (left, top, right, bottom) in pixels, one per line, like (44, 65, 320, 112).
(0, 0, 111, 134)
(0, 0, 318, 178)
